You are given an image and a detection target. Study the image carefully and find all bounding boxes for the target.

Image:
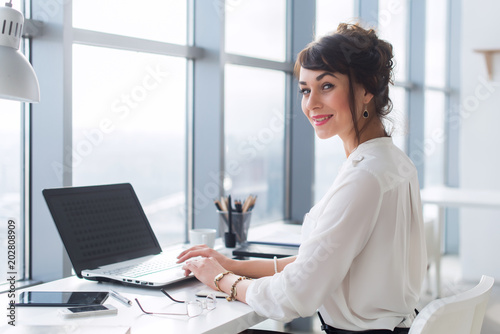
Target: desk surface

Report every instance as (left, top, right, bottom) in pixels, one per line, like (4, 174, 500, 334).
(421, 186, 500, 209)
(1, 221, 302, 333)
(1, 274, 265, 333)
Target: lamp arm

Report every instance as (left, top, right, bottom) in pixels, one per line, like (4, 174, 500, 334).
(22, 18, 44, 39)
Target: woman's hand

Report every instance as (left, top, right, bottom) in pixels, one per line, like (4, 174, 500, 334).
(181, 256, 226, 290)
(177, 245, 233, 269)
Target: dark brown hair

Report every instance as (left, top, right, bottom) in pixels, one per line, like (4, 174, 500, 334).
(294, 23, 394, 142)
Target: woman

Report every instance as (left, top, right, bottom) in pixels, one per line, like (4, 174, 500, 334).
(177, 23, 426, 333)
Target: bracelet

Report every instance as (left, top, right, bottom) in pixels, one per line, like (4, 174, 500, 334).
(273, 256, 278, 274)
(214, 271, 233, 292)
(226, 276, 252, 301)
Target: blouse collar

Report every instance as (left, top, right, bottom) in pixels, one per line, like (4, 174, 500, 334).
(347, 137, 393, 162)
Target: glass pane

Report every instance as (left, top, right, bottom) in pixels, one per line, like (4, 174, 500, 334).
(73, 0, 187, 45)
(225, 0, 286, 61)
(378, 0, 408, 82)
(0, 100, 24, 280)
(224, 64, 285, 223)
(315, 0, 355, 39)
(72, 44, 187, 246)
(388, 86, 408, 152)
(424, 90, 446, 187)
(425, 0, 447, 87)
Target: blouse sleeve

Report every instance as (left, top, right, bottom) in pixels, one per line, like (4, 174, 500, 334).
(246, 168, 383, 322)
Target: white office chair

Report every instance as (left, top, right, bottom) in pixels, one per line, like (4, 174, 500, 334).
(409, 275, 494, 334)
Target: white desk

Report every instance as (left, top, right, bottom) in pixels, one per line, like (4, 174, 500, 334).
(0, 222, 303, 333)
(420, 186, 500, 296)
(0, 275, 266, 333)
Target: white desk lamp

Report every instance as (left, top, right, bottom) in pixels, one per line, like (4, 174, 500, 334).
(0, 1, 39, 103)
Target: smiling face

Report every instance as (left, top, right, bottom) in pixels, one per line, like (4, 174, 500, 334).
(299, 68, 364, 142)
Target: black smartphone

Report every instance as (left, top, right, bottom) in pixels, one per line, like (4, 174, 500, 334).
(59, 304, 118, 318)
(17, 291, 109, 307)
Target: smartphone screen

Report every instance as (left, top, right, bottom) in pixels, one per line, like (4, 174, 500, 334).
(17, 291, 109, 306)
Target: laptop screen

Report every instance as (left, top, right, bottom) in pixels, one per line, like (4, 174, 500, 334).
(43, 183, 162, 278)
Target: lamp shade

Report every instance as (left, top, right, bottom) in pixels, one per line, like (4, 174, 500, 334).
(0, 5, 39, 103)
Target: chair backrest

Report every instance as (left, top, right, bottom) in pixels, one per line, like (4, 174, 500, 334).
(409, 275, 494, 334)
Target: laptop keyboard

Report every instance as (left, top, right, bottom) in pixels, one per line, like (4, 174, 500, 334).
(103, 255, 181, 278)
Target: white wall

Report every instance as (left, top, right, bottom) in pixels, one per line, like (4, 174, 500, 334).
(459, 0, 500, 281)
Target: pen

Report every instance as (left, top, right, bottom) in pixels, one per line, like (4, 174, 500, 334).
(228, 195, 233, 235)
(224, 195, 236, 247)
(110, 290, 132, 307)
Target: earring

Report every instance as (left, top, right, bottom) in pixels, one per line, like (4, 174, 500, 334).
(363, 106, 369, 118)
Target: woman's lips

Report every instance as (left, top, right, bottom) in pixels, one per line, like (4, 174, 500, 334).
(312, 114, 333, 126)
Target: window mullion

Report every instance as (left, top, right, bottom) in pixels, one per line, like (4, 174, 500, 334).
(289, 0, 316, 222)
(72, 28, 204, 59)
(191, 0, 225, 229)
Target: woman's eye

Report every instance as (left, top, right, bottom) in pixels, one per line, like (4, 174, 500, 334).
(299, 88, 310, 95)
(322, 83, 334, 90)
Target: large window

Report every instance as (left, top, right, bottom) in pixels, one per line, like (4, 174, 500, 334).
(71, 1, 188, 246)
(72, 45, 187, 246)
(424, 0, 448, 187)
(377, 0, 409, 152)
(224, 65, 286, 222)
(72, 0, 187, 44)
(225, 0, 286, 61)
(224, 0, 289, 222)
(378, 0, 408, 83)
(315, 0, 355, 38)
(0, 101, 26, 281)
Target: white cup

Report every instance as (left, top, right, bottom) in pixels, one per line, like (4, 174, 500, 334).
(189, 228, 217, 248)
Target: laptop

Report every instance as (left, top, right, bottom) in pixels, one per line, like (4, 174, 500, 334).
(42, 183, 190, 287)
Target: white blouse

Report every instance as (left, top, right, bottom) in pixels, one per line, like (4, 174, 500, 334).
(246, 137, 427, 331)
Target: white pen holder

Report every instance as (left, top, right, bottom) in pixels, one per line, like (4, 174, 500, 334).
(217, 211, 252, 245)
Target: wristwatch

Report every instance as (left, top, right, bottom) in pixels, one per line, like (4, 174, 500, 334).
(214, 271, 233, 292)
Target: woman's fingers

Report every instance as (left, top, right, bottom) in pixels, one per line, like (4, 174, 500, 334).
(177, 245, 207, 259)
(176, 246, 213, 263)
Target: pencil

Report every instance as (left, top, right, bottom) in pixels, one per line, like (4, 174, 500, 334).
(242, 195, 252, 213)
(219, 196, 228, 212)
(214, 199, 222, 211)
